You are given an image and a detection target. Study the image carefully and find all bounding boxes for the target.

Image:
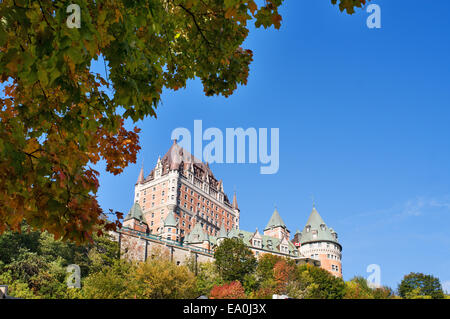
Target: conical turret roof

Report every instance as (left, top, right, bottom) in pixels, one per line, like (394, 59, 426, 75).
(218, 224, 228, 238)
(124, 202, 143, 221)
(189, 223, 208, 243)
(164, 211, 177, 227)
(265, 208, 286, 230)
(300, 207, 339, 245)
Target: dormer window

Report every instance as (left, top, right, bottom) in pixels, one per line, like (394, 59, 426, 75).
(253, 239, 261, 248)
(320, 224, 326, 231)
(312, 230, 318, 239)
(306, 225, 311, 233)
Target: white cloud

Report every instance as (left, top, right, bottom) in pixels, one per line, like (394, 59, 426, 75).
(340, 195, 450, 232)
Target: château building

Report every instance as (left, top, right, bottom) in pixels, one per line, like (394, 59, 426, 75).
(119, 141, 342, 278)
(131, 139, 239, 240)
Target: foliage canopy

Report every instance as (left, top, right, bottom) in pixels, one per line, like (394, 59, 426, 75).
(0, 0, 369, 242)
(214, 237, 257, 282)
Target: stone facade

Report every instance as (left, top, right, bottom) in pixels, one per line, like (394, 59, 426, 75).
(111, 229, 214, 267)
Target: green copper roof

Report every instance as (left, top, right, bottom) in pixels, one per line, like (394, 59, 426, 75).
(124, 202, 143, 221)
(164, 211, 177, 227)
(299, 207, 339, 245)
(227, 229, 297, 257)
(264, 208, 287, 230)
(218, 225, 228, 238)
(188, 223, 209, 243)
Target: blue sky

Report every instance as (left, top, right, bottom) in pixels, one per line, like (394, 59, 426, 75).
(92, 0, 450, 292)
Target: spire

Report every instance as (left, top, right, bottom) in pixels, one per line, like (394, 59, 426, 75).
(265, 207, 286, 230)
(232, 191, 239, 210)
(137, 163, 144, 184)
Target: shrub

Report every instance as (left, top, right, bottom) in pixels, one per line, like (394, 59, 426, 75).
(210, 281, 246, 299)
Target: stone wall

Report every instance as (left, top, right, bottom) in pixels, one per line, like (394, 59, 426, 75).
(112, 230, 214, 266)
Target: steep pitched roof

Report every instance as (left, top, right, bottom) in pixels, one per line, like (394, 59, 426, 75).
(264, 208, 287, 230)
(218, 225, 228, 238)
(124, 202, 143, 221)
(143, 140, 232, 206)
(136, 165, 144, 184)
(227, 229, 298, 256)
(164, 211, 177, 227)
(188, 222, 209, 243)
(232, 192, 239, 210)
(298, 207, 340, 245)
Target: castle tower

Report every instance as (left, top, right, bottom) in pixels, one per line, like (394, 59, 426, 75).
(186, 222, 211, 251)
(295, 207, 342, 277)
(161, 211, 178, 241)
(132, 139, 239, 241)
(263, 207, 290, 241)
(123, 202, 148, 233)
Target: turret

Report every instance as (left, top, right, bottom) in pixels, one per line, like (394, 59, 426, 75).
(123, 202, 148, 232)
(187, 223, 210, 250)
(298, 206, 342, 277)
(263, 207, 290, 241)
(161, 211, 178, 241)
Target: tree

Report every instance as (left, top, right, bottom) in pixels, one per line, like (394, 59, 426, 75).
(372, 286, 393, 299)
(398, 272, 445, 299)
(131, 258, 197, 299)
(344, 276, 393, 299)
(0, 0, 282, 242)
(344, 276, 374, 299)
(214, 237, 257, 283)
(82, 259, 136, 299)
(295, 264, 346, 299)
(273, 259, 296, 294)
(195, 262, 224, 297)
(0, 223, 119, 298)
(331, 0, 371, 14)
(210, 281, 246, 299)
(0, 0, 368, 243)
(255, 253, 284, 283)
